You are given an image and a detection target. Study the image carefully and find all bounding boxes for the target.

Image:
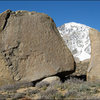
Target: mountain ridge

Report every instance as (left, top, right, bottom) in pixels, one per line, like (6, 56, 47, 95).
(58, 22, 91, 61)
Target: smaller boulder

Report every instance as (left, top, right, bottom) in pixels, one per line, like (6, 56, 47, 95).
(35, 76, 61, 88)
(41, 76, 60, 84)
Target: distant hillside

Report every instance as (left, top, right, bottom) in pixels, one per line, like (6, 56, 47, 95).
(58, 22, 91, 61)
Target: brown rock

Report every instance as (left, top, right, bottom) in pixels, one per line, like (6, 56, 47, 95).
(0, 53, 14, 86)
(72, 59, 90, 76)
(87, 28, 100, 81)
(0, 10, 74, 85)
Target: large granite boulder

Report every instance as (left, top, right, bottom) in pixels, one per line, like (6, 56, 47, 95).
(0, 10, 75, 85)
(87, 28, 100, 81)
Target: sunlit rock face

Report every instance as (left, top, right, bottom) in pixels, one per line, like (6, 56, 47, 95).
(0, 10, 75, 86)
(87, 28, 100, 81)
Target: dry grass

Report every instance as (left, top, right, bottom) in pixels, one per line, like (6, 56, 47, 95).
(0, 77, 100, 99)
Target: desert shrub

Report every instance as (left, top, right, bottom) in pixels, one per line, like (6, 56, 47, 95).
(54, 92, 64, 99)
(55, 77, 85, 91)
(35, 81, 49, 89)
(48, 81, 62, 91)
(85, 81, 100, 88)
(26, 89, 40, 95)
(39, 88, 58, 99)
(0, 82, 33, 91)
(64, 89, 79, 98)
(3, 91, 17, 99)
(64, 80, 100, 99)
(68, 83, 90, 94)
(0, 84, 19, 91)
(65, 77, 84, 84)
(18, 82, 33, 88)
(12, 93, 26, 100)
(78, 83, 91, 92)
(78, 82, 99, 95)
(56, 82, 68, 90)
(87, 96, 100, 99)
(64, 88, 90, 99)
(90, 88, 99, 94)
(39, 86, 65, 99)
(36, 77, 100, 99)
(21, 97, 32, 100)
(0, 94, 6, 100)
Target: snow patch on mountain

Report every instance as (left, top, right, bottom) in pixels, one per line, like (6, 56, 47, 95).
(58, 22, 91, 61)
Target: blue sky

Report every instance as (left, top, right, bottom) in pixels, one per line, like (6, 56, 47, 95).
(0, 1, 100, 31)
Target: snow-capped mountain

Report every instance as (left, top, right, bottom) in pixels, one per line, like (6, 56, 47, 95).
(58, 22, 91, 61)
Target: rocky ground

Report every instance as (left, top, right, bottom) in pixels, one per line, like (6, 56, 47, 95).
(0, 76, 100, 100)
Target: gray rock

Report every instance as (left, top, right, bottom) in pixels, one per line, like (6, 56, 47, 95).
(41, 76, 60, 84)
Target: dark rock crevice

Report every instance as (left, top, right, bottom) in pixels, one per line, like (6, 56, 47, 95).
(2, 10, 12, 30)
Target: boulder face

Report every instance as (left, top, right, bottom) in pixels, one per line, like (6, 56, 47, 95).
(0, 10, 74, 85)
(87, 28, 100, 81)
